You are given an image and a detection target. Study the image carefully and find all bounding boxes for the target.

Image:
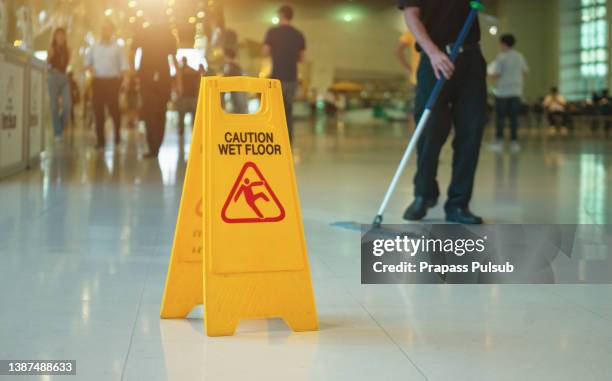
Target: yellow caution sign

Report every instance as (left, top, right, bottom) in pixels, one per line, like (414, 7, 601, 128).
(161, 77, 318, 336)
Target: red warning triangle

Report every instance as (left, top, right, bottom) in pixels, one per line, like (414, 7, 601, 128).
(221, 162, 285, 223)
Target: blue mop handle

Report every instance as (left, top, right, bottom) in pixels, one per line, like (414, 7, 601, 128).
(424, 0, 482, 110)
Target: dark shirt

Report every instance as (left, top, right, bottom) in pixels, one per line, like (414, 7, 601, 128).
(398, 0, 480, 50)
(263, 25, 305, 82)
(133, 24, 177, 83)
(49, 46, 69, 73)
(180, 66, 200, 98)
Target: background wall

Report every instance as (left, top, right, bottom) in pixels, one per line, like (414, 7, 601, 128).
(495, 0, 560, 101)
(198, 0, 563, 104)
(225, 2, 407, 93)
(225, 1, 505, 95)
(20, 0, 564, 103)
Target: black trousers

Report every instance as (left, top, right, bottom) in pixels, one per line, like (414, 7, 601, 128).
(547, 111, 571, 129)
(281, 81, 297, 144)
(413, 49, 487, 211)
(92, 78, 122, 145)
(141, 78, 170, 155)
(548, 111, 573, 130)
(496, 96, 520, 141)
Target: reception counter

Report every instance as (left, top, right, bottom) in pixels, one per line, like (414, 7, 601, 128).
(0, 46, 47, 179)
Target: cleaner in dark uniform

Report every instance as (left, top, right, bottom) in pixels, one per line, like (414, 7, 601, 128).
(399, 0, 487, 224)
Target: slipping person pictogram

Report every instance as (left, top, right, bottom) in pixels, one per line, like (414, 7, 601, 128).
(235, 178, 270, 219)
(222, 162, 285, 223)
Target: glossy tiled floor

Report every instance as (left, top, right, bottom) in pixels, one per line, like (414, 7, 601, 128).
(1, 117, 612, 381)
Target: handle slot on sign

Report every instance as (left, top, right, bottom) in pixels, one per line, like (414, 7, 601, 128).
(212, 77, 274, 122)
(220, 92, 262, 115)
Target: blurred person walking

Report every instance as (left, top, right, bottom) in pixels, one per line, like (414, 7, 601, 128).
(67, 71, 80, 127)
(47, 27, 72, 140)
(223, 48, 243, 77)
(82, 76, 94, 130)
(488, 34, 528, 153)
(177, 57, 199, 135)
(125, 73, 140, 128)
(263, 5, 305, 144)
(399, 0, 487, 225)
(222, 48, 248, 114)
(131, 22, 181, 158)
(395, 30, 420, 87)
(396, 30, 420, 121)
(85, 21, 129, 148)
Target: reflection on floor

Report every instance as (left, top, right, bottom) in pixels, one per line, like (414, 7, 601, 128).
(1, 118, 611, 381)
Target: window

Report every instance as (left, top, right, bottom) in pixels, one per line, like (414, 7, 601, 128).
(559, 0, 609, 100)
(580, 0, 608, 78)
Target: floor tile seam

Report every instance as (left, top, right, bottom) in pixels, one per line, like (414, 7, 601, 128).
(119, 258, 152, 381)
(354, 299, 430, 381)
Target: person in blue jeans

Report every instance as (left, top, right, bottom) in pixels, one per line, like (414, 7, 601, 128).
(47, 27, 72, 139)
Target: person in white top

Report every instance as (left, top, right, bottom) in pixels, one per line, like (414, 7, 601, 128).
(85, 20, 129, 148)
(543, 86, 570, 135)
(488, 34, 529, 153)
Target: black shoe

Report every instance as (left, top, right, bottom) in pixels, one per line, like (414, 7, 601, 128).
(403, 197, 437, 221)
(445, 207, 484, 225)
